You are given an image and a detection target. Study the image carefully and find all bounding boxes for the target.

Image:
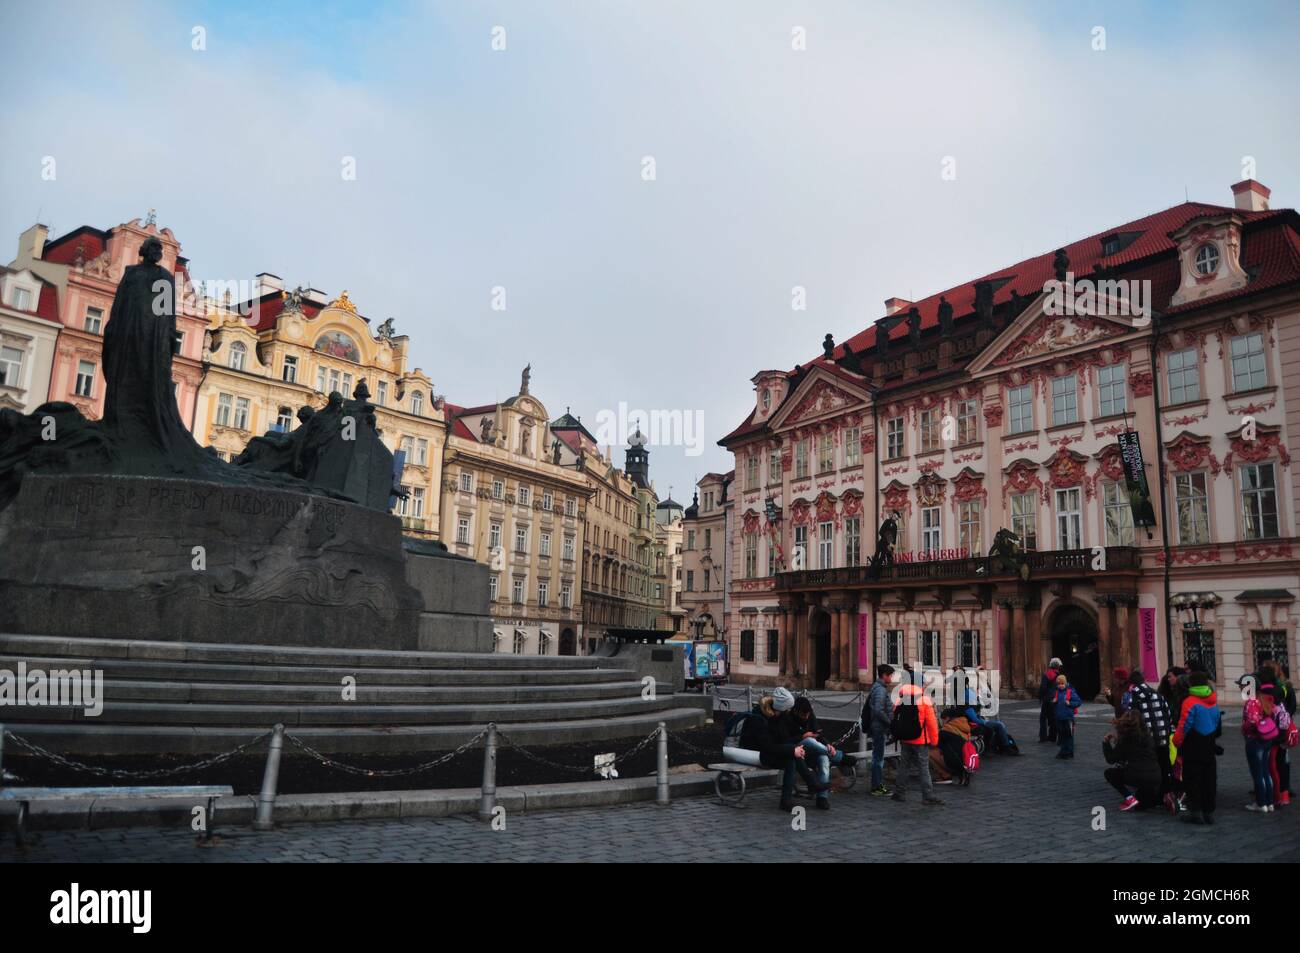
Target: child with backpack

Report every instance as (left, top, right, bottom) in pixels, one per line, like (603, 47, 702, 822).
(1171, 671, 1221, 824)
(890, 681, 943, 805)
(1053, 673, 1082, 760)
(1242, 682, 1288, 812)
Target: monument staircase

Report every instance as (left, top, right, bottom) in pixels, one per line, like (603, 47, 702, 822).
(0, 633, 710, 757)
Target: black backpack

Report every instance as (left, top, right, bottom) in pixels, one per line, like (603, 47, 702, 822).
(891, 698, 923, 742)
(724, 711, 767, 751)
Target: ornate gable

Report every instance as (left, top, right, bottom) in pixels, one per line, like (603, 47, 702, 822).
(771, 370, 867, 431)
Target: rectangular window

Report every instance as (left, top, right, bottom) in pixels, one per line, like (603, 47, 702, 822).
(794, 525, 807, 569)
(746, 454, 759, 489)
(767, 538, 778, 576)
(341, 373, 353, 398)
(1174, 472, 1210, 545)
(460, 471, 473, 493)
(10, 287, 31, 310)
(329, 368, 341, 393)
(1011, 492, 1037, 550)
(0, 345, 24, 387)
(561, 584, 572, 609)
(316, 366, 327, 392)
(958, 500, 981, 555)
(1230, 333, 1267, 392)
(512, 578, 525, 604)
(540, 532, 552, 557)
(921, 507, 941, 555)
(766, 629, 779, 664)
(513, 630, 525, 655)
(886, 418, 904, 459)
(958, 630, 981, 668)
(1240, 463, 1279, 540)
(414, 438, 428, 466)
(768, 447, 781, 483)
(565, 497, 577, 517)
(1051, 374, 1078, 426)
(1103, 481, 1135, 546)
(1183, 627, 1216, 683)
(456, 517, 471, 544)
(1056, 487, 1082, 549)
(744, 535, 757, 579)
(281, 355, 297, 383)
(794, 439, 809, 479)
(1166, 347, 1199, 404)
(704, 528, 712, 550)
(686, 570, 695, 591)
(844, 427, 860, 466)
(1097, 364, 1127, 417)
(515, 525, 529, 553)
(377, 380, 388, 405)
(956, 400, 978, 444)
(538, 581, 548, 607)
(919, 410, 940, 453)
(492, 479, 504, 500)
(884, 630, 903, 666)
(489, 522, 502, 550)
(1008, 384, 1033, 434)
(84, 307, 103, 334)
(276, 409, 293, 432)
(562, 534, 575, 560)
(817, 435, 834, 473)
(215, 392, 232, 427)
(1251, 630, 1289, 675)
(818, 521, 833, 569)
(75, 361, 96, 398)
(411, 486, 425, 518)
(920, 630, 940, 669)
(518, 486, 530, 506)
(740, 630, 756, 662)
(686, 530, 695, 550)
(702, 569, 711, 591)
(845, 516, 861, 567)
(488, 575, 499, 602)
(395, 486, 411, 516)
(542, 491, 552, 511)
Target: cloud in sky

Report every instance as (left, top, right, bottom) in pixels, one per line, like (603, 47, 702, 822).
(3, 0, 1299, 500)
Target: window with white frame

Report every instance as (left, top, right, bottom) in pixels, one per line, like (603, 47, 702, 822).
(958, 630, 981, 667)
(540, 531, 551, 557)
(794, 439, 809, 478)
(542, 490, 552, 511)
(1055, 487, 1082, 549)
(456, 516, 471, 544)
(1051, 374, 1078, 426)
(793, 525, 807, 568)
(1230, 333, 1267, 392)
(921, 507, 941, 555)
(1011, 491, 1037, 550)
(84, 307, 103, 334)
(1097, 364, 1126, 417)
(919, 410, 940, 453)
(229, 341, 246, 371)
(1194, 243, 1220, 276)
(275, 408, 293, 433)
(1008, 384, 1033, 434)
(768, 446, 781, 482)
(395, 486, 410, 516)
(817, 435, 834, 473)
(1174, 472, 1210, 545)
(958, 500, 981, 555)
(10, 287, 31, 311)
(844, 427, 860, 466)
(492, 479, 504, 500)
(818, 521, 833, 569)
(1102, 481, 1135, 546)
(376, 380, 388, 405)
(399, 435, 413, 462)
(538, 581, 549, 607)
(341, 373, 352, 398)
(411, 391, 424, 416)
(515, 524, 529, 553)
(75, 361, 96, 398)
(282, 355, 297, 383)
(767, 538, 778, 576)
(957, 400, 978, 444)
(746, 454, 759, 489)
(565, 497, 577, 517)
(561, 583, 572, 609)
(512, 629, 525, 653)
(315, 366, 327, 392)
(1166, 348, 1199, 404)
(744, 535, 757, 578)
(488, 575, 499, 601)
(0, 346, 24, 388)
(215, 393, 232, 427)
(460, 471, 473, 493)
(845, 516, 861, 566)
(414, 438, 428, 466)
(562, 534, 574, 560)
(886, 418, 904, 459)
(512, 578, 525, 604)
(411, 486, 425, 518)
(884, 630, 903, 665)
(920, 630, 940, 668)
(1240, 463, 1279, 539)
(489, 521, 502, 550)
(518, 486, 531, 507)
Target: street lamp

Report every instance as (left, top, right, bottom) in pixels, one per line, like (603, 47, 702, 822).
(1170, 592, 1221, 679)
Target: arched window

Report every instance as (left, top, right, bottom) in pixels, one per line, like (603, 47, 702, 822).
(229, 341, 246, 371)
(411, 391, 424, 416)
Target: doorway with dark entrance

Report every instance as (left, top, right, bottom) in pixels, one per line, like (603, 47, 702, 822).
(1049, 604, 1101, 701)
(812, 610, 832, 689)
(559, 628, 576, 656)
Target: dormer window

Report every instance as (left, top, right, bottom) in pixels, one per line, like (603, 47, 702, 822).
(762, 389, 771, 411)
(1194, 243, 1219, 276)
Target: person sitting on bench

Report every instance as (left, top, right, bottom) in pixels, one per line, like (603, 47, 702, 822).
(792, 695, 851, 809)
(740, 687, 822, 811)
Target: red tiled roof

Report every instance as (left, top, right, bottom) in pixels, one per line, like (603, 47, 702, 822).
(35, 281, 59, 322)
(42, 226, 109, 265)
(243, 293, 324, 332)
(442, 402, 500, 442)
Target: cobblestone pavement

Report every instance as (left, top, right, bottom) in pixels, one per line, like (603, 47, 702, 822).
(3, 703, 1291, 863)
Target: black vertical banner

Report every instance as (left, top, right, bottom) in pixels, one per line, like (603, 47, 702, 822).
(1117, 431, 1157, 529)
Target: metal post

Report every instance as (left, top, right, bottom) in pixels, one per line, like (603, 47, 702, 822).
(746, 685, 753, 711)
(478, 723, 498, 822)
(655, 721, 670, 806)
(857, 693, 869, 758)
(0, 724, 6, 788)
(253, 724, 284, 832)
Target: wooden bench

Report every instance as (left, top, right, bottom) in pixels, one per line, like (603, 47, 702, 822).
(0, 785, 235, 847)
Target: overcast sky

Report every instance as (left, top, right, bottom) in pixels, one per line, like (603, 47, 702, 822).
(3, 0, 1298, 502)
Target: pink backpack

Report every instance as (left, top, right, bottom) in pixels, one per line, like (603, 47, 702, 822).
(962, 740, 980, 773)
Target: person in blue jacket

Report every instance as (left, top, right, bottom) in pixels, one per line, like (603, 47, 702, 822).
(953, 666, 1019, 755)
(1053, 673, 1083, 759)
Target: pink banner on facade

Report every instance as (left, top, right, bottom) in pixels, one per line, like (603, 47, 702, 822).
(858, 613, 868, 672)
(1139, 608, 1158, 679)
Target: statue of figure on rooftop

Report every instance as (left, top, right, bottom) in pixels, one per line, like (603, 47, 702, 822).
(377, 318, 396, 341)
(1053, 248, 1070, 283)
(906, 307, 922, 345)
(520, 363, 531, 396)
(937, 296, 954, 335)
(822, 334, 835, 359)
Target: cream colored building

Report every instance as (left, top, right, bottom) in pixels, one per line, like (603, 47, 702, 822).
(441, 371, 591, 656)
(193, 276, 446, 539)
(654, 496, 686, 633)
(680, 472, 733, 642)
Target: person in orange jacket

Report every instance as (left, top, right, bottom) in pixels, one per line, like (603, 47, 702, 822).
(890, 681, 943, 805)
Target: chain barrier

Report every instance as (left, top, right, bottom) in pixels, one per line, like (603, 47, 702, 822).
(1, 729, 271, 781)
(496, 726, 662, 774)
(666, 731, 714, 755)
(282, 728, 488, 778)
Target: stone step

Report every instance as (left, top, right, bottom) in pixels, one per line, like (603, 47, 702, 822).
(0, 694, 684, 727)
(86, 678, 646, 705)
(0, 655, 633, 688)
(0, 634, 627, 672)
(1, 706, 710, 755)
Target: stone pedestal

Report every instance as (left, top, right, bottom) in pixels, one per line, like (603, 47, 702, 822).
(0, 473, 426, 649)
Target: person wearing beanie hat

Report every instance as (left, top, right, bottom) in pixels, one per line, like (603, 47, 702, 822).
(772, 687, 795, 712)
(1171, 671, 1221, 824)
(1038, 657, 1065, 743)
(1053, 673, 1083, 759)
(1104, 667, 1131, 717)
(751, 690, 821, 811)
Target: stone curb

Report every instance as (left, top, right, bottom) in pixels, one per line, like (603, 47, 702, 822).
(0, 769, 781, 834)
